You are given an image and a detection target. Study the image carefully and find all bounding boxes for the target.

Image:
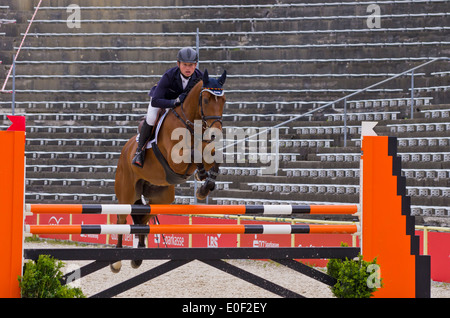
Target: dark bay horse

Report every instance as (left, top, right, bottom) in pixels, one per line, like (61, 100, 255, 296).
(111, 69, 226, 272)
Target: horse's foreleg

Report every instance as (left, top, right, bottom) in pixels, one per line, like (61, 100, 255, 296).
(194, 163, 208, 181)
(196, 163, 220, 200)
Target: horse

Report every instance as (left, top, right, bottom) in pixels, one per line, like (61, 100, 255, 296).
(111, 69, 227, 273)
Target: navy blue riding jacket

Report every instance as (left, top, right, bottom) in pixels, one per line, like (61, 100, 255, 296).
(149, 66, 203, 109)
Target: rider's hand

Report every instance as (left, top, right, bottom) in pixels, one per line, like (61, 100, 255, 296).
(171, 97, 182, 107)
(171, 92, 187, 107)
(178, 92, 188, 103)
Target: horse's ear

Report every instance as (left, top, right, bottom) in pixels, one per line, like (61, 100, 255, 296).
(203, 69, 209, 83)
(218, 70, 227, 86)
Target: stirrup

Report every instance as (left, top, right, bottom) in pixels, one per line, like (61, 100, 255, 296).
(132, 149, 145, 168)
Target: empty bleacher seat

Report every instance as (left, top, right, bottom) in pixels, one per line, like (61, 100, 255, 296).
(295, 125, 361, 135)
(387, 122, 450, 133)
(398, 137, 450, 147)
(348, 97, 432, 109)
(325, 111, 400, 121)
(26, 151, 120, 160)
(248, 182, 359, 195)
(422, 108, 450, 119)
(282, 168, 360, 178)
(220, 166, 262, 176)
(317, 153, 361, 162)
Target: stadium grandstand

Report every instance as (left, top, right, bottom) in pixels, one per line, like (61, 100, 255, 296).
(0, 0, 448, 226)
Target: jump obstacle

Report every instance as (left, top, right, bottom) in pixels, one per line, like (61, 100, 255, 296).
(25, 223, 359, 235)
(1, 119, 430, 298)
(24, 203, 359, 235)
(25, 203, 358, 215)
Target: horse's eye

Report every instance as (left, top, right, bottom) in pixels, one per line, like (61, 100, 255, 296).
(203, 98, 209, 105)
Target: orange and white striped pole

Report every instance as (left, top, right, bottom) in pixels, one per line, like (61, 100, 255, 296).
(25, 203, 359, 215)
(25, 224, 359, 235)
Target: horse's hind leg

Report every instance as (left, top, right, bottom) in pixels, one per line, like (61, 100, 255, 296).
(130, 211, 153, 269)
(130, 186, 152, 269)
(110, 215, 128, 273)
(111, 144, 137, 273)
(129, 180, 152, 269)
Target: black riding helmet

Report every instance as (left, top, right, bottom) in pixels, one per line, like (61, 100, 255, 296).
(177, 47, 199, 63)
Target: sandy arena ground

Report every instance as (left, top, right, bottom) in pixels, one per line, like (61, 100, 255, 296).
(24, 241, 449, 298)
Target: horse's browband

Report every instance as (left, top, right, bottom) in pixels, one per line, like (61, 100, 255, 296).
(201, 87, 224, 96)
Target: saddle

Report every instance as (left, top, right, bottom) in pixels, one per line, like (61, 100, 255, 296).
(137, 108, 167, 149)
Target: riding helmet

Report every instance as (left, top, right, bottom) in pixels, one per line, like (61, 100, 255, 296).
(177, 47, 199, 63)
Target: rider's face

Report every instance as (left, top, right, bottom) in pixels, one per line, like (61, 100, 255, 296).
(178, 62, 197, 77)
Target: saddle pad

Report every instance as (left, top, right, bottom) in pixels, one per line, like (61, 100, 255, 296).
(135, 109, 169, 149)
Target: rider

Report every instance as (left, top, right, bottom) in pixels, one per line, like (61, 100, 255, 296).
(132, 47, 203, 167)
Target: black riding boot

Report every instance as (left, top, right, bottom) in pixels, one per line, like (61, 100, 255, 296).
(132, 121, 153, 168)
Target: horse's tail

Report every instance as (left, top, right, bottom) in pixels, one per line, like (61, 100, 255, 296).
(115, 137, 138, 204)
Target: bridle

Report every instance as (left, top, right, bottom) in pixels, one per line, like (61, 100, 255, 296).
(198, 87, 224, 130)
(171, 86, 224, 137)
(168, 78, 225, 184)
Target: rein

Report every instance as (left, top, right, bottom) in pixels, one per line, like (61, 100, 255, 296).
(170, 103, 195, 134)
(170, 86, 223, 138)
(160, 85, 223, 184)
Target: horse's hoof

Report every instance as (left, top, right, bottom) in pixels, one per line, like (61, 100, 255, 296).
(196, 188, 208, 201)
(131, 260, 143, 269)
(110, 261, 122, 273)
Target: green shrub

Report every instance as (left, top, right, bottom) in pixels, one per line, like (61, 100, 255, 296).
(327, 255, 381, 298)
(18, 255, 85, 298)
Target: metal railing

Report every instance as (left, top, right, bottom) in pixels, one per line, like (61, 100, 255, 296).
(416, 225, 450, 255)
(230, 56, 449, 149)
(1, 0, 43, 93)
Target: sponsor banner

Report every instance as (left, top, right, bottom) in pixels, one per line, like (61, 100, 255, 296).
(191, 216, 238, 248)
(415, 230, 450, 283)
(34, 213, 70, 241)
(147, 215, 189, 248)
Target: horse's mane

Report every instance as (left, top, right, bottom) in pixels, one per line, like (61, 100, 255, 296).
(184, 77, 203, 98)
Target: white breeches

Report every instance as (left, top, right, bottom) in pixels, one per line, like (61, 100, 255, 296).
(146, 99, 159, 125)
